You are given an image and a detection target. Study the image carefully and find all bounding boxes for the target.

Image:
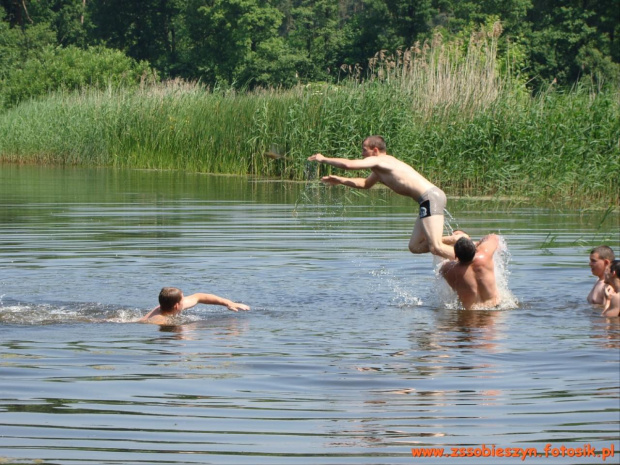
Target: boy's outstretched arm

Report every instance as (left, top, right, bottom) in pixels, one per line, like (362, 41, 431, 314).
(183, 293, 250, 312)
(308, 153, 380, 170)
(321, 173, 379, 189)
(308, 154, 379, 189)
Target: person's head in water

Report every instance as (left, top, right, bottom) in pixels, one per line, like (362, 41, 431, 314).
(454, 237, 477, 263)
(159, 287, 183, 313)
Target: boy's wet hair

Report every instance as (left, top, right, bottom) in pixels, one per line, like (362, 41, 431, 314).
(610, 260, 620, 277)
(159, 287, 183, 311)
(364, 135, 386, 152)
(591, 245, 615, 261)
(455, 237, 476, 263)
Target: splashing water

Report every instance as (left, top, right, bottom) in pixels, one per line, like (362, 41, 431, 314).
(369, 266, 424, 307)
(495, 235, 518, 309)
(443, 208, 460, 236)
(0, 301, 144, 325)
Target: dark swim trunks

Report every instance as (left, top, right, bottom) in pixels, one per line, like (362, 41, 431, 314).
(418, 187, 447, 219)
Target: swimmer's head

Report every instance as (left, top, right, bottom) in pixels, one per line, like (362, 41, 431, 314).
(455, 237, 476, 263)
(159, 287, 183, 312)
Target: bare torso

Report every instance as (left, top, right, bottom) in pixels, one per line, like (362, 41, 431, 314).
(587, 279, 606, 305)
(441, 254, 499, 310)
(370, 155, 435, 200)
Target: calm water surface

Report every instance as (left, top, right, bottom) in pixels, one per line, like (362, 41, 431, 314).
(1, 166, 618, 465)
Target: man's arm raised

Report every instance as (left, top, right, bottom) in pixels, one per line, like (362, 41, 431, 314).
(183, 293, 250, 312)
(476, 234, 500, 258)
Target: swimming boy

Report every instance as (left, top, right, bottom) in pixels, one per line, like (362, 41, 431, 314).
(587, 245, 615, 305)
(308, 135, 458, 259)
(139, 287, 250, 324)
(602, 260, 620, 318)
(439, 234, 500, 309)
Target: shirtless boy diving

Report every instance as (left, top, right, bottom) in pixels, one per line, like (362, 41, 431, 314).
(308, 135, 460, 259)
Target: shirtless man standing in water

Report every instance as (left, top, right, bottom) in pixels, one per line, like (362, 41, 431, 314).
(587, 245, 615, 305)
(439, 234, 500, 309)
(308, 135, 460, 259)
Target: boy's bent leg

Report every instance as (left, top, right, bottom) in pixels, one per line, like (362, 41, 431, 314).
(421, 215, 455, 259)
(408, 219, 430, 254)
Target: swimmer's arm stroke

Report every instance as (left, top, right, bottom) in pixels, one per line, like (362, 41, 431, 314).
(183, 293, 250, 312)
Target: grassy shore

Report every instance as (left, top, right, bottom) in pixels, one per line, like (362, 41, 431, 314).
(1, 31, 618, 207)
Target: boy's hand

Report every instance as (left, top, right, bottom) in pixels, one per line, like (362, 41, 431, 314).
(227, 302, 250, 312)
(308, 153, 325, 162)
(321, 176, 342, 186)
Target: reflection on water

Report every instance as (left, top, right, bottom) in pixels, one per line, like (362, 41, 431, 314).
(0, 165, 618, 464)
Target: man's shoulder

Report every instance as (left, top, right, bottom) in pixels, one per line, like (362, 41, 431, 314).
(379, 153, 408, 165)
(141, 314, 169, 325)
(441, 260, 468, 281)
(440, 259, 457, 272)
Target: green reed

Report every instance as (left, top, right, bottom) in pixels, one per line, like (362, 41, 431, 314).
(0, 29, 618, 206)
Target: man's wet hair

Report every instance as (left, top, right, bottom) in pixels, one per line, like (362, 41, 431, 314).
(591, 245, 615, 261)
(455, 237, 476, 263)
(363, 135, 386, 152)
(159, 287, 183, 311)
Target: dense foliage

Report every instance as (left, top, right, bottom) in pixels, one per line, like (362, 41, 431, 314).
(1, 0, 618, 107)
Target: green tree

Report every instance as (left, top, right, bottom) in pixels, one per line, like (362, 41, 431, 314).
(286, 0, 344, 81)
(88, 0, 181, 74)
(0, 0, 89, 46)
(1, 44, 154, 108)
(185, 0, 291, 87)
(432, 0, 531, 32)
(0, 13, 56, 78)
(526, 0, 619, 87)
(341, 0, 433, 68)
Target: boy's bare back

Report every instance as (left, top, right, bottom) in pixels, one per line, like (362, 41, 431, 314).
(366, 154, 435, 199)
(440, 235, 500, 309)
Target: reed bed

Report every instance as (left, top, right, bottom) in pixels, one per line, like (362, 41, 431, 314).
(0, 27, 618, 206)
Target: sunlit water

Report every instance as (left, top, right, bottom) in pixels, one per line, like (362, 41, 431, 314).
(1, 166, 618, 464)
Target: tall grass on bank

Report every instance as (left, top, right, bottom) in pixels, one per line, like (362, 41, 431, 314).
(0, 25, 618, 206)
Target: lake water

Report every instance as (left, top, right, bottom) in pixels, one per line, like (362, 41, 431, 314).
(0, 165, 618, 465)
